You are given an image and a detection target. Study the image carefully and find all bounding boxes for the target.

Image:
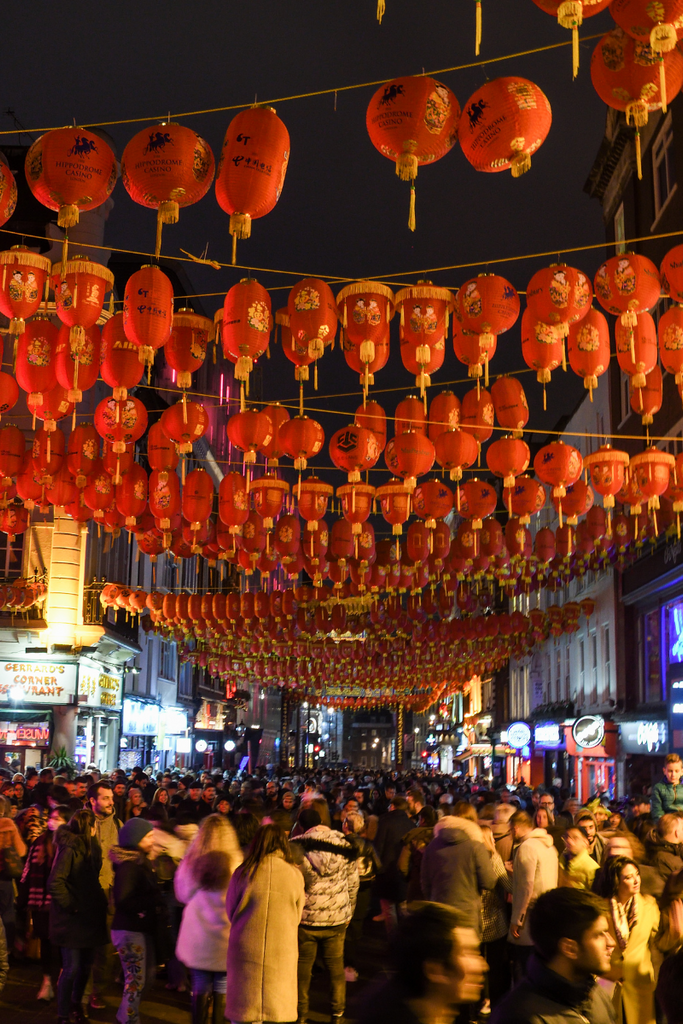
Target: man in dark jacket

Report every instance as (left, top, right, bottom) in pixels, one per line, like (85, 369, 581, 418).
(648, 813, 683, 884)
(373, 796, 414, 931)
(491, 888, 616, 1024)
(420, 810, 496, 938)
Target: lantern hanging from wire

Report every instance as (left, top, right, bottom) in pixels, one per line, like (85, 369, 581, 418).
(395, 395, 426, 436)
(660, 243, 683, 301)
(261, 402, 290, 467)
(160, 398, 210, 459)
(453, 317, 495, 389)
(486, 437, 531, 508)
(218, 472, 249, 534)
(530, 0, 614, 77)
(630, 446, 675, 534)
(615, 310, 658, 392)
(222, 278, 271, 401)
(0, 159, 17, 227)
(631, 363, 663, 427)
(336, 281, 394, 398)
(460, 385, 495, 451)
(51, 256, 113, 348)
(526, 264, 592, 339)
(55, 322, 101, 421)
(533, 440, 583, 526)
(366, 76, 460, 229)
(15, 314, 58, 426)
(590, 28, 683, 177)
(491, 375, 529, 437)
(329, 424, 381, 482)
(287, 278, 338, 392)
(356, 400, 388, 452)
(147, 421, 179, 483)
(122, 122, 215, 256)
(250, 474, 290, 529)
(279, 415, 325, 493)
(567, 306, 610, 401)
(384, 430, 435, 491)
(226, 407, 271, 478)
(593, 253, 661, 325)
(458, 77, 552, 177)
(584, 445, 630, 535)
(94, 396, 149, 454)
(456, 274, 520, 372)
(502, 475, 546, 524)
(115, 463, 148, 529)
(658, 304, 683, 389)
(166, 309, 211, 390)
(521, 308, 564, 409)
(611, 0, 683, 55)
(298, 477, 333, 533)
(0, 246, 51, 339)
(100, 312, 145, 401)
(395, 282, 453, 399)
(376, 478, 412, 535)
(427, 391, 460, 443)
(215, 105, 290, 264)
(123, 265, 174, 374)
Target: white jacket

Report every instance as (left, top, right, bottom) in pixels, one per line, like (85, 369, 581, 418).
(175, 856, 230, 971)
(509, 828, 559, 946)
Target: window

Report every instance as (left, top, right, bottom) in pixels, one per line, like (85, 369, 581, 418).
(620, 370, 631, 425)
(614, 202, 626, 255)
(579, 636, 585, 705)
(556, 648, 562, 702)
(643, 608, 662, 703)
(361, 742, 367, 751)
(590, 631, 598, 705)
(602, 624, 611, 703)
(178, 659, 193, 698)
(653, 112, 676, 223)
(159, 639, 176, 681)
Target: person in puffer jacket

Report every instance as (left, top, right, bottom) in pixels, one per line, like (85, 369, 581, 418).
(290, 808, 359, 1024)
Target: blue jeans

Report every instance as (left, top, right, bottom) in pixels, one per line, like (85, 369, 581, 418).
(57, 945, 96, 1017)
(111, 929, 152, 1024)
(191, 968, 227, 994)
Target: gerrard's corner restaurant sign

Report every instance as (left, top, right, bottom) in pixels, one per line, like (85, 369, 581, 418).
(0, 660, 78, 705)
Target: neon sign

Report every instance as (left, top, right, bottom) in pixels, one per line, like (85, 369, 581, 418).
(669, 601, 683, 663)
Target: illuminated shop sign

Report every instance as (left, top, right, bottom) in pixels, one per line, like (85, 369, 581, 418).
(572, 715, 605, 749)
(0, 661, 78, 705)
(122, 698, 160, 736)
(78, 660, 122, 709)
(0, 721, 50, 747)
(507, 721, 532, 749)
(620, 720, 668, 755)
(534, 722, 564, 749)
(669, 601, 683, 664)
(670, 680, 683, 755)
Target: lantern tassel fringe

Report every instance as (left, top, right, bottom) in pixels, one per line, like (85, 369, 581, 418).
(408, 185, 416, 232)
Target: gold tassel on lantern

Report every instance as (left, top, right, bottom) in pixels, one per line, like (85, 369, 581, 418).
(475, 0, 482, 55)
(408, 184, 416, 232)
(230, 213, 252, 266)
(377, 0, 385, 22)
(510, 151, 532, 177)
(626, 100, 648, 180)
(557, 2, 583, 78)
(155, 201, 180, 258)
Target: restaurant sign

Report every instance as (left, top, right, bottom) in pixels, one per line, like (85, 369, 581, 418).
(0, 661, 78, 705)
(78, 659, 123, 709)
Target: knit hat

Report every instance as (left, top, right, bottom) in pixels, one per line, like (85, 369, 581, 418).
(118, 817, 153, 849)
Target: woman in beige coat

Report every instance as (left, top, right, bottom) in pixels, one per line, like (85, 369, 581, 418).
(597, 855, 683, 1024)
(225, 824, 304, 1024)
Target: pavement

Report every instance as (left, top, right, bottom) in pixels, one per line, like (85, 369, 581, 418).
(0, 921, 390, 1024)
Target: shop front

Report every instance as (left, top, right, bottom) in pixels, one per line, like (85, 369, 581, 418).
(531, 720, 571, 792)
(120, 697, 160, 771)
(194, 699, 227, 770)
(564, 715, 617, 802)
(502, 721, 532, 786)
(157, 707, 191, 771)
(0, 658, 78, 772)
(617, 717, 669, 794)
(75, 658, 123, 772)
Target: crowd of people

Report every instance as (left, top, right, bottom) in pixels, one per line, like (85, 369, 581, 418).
(0, 751, 683, 1024)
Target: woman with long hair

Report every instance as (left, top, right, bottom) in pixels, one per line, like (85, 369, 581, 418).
(151, 786, 170, 810)
(596, 855, 683, 1024)
(0, 793, 27, 949)
(124, 784, 146, 822)
(48, 808, 108, 1024)
(225, 824, 304, 1024)
(175, 816, 242, 1024)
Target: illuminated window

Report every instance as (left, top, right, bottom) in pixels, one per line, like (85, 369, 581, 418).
(159, 639, 176, 681)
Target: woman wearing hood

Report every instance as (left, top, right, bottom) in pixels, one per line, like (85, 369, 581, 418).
(47, 808, 109, 1024)
(110, 817, 165, 1024)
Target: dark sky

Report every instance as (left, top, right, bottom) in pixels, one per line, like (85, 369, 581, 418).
(1, 0, 617, 452)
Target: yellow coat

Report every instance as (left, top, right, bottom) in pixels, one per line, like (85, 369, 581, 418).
(558, 848, 598, 890)
(607, 893, 660, 1024)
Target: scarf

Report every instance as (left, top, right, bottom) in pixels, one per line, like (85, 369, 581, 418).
(610, 894, 638, 950)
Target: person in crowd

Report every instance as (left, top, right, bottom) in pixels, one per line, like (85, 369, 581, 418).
(110, 818, 166, 1024)
(373, 795, 414, 931)
(225, 824, 305, 1024)
(151, 786, 171, 812)
(0, 793, 27, 950)
(595, 855, 683, 1024)
(279, 788, 298, 827)
(420, 802, 496, 937)
(651, 753, 683, 820)
(357, 902, 487, 1024)
(491, 887, 616, 1024)
(557, 797, 580, 826)
(406, 787, 425, 824)
(492, 803, 515, 864)
(112, 779, 127, 821)
(594, 805, 611, 831)
(48, 808, 109, 1024)
(656, 946, 683, 1024)
(124, 784, 146, 821)
(20, 802, 69, 1001)
(479, 822, 513, 1013)
(342, 809, 381, 981)
(213, 792, 231, 816)
(175, 818, 242, 1024)
(397, 804, 437, 902)
(88, 780, 122, 1011)
(507, 810, 559, 983)
(559, 825, 599, 891)
(290, 807, 359, 1024)
(647, 812, 683, 884)
(575, 809, 605, 865)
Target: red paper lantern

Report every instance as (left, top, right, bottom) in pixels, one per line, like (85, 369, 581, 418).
(337, 282, 395, 396)
(453, 317, 497, 384)
(115, 463, 148, 527)
(261, 403, 291, 466)
(299, 477, 333, 532)
(222, 278, 272, 392)
(366, 76, 460, 228)
(460, 478, 498, 529)
(631, 447, 675, 520)
(0, 426, 25, 484)
(67, 424, 99, 486)
(0, 505, 29, 540)
(376, 479, 411, 535)
(661, 244, 683, 302)
(279, 415, 325, 472)
(385, 430, 435, 491)
(615, 311, 657, 389)
(100, 312, 145, 400)
(591, 29, 683, 177)
(287, 279, 338, 386)
(122, 123, 214, 255)
(395, 395, 426, 436)
(584, 445, 630, 511)
(526, 264, 592, 337)
(486, 436, 530, 489)
(533, 441, 583, 523)
(491, 375, 529, 437)
(413, 478, 454, 528)
(456, 274, 520, 355)
(0, 247, 52, 338)
(521, 308, 563, 403)
(215, 106, 290, 263)
(551, 479, 594, 524)
(530, 0, 615, 76)
(83, 459, 115, 519)
(226, 408, 271, 469)
(0, 373, 19, 421)
(182, 468, 214, 527)
(395, 283, 453, 396)
(55, 323, 101, 403)
(94, 396, 148, 453)
(631, 364, 663, 424)
(147, 420, 179, 480)
(123, 265, 174, 369)
(356, 400, 387, 452)
(329, 424, 380, 482)
(337, 483, 375, 535)
(24, 127, 117, 228)
(595, 255, 661, 332)
(33, 426, 65, 480)
(434, 428, 478, 483)
(166, 310, 211, 389)
(218, 472, 249, 532)
(458, 77, 552, 176)
(51, 256, 112, 343)
(0, 160, 17, 227)
(149, 469, 181, 528)
(161, 399, 209, 454)
(658, 304, 683, 384)
(503, 475, 546, 524)
(274, 513, 301, 557)
(428, 391, 460, 442)
(567, 307, 610, 399)
(535, 525, 557, 564)
(460, 386, 494, 446)
(15, 314, 58, 411)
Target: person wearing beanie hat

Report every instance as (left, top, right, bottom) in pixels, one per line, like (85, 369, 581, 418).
(110, 814, 165, 1024)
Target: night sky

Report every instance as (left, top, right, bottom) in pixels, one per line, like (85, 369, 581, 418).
(1, 0, 618, 466)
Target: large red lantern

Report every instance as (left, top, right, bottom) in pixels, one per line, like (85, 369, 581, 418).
(218, 472, 249, 532)
(551, 479, 594, 524)
(458, 77, 552, 176)
(182, 468, 215, 531)
(226, 407, 271, 470)
(395, 283, 453, 397)
(366, 76, 460, 229)
(15, 314, 58, 415)
(94, 396, 148, 453)
(83, 459, 115, 520)
(434, 428, 478, 483)
(658, 305, 683, 384)
(567, 307, 610, 400)
(376, 479, 411, 535)
(356, 401, 387, 452)
(279, 415, 325, 472)
(250, 474, 290, 528)
(161, 399, 209, 455)
(278, 308, 318, 385)
(616, 311, 657, 389)
(0, 426, 25, 485)
(611, 1, 683, 56)
(453, 316, 497, 386)
(147, 421, 179, 481)
(215, 106, 290, 263)
(503, 475, 546, 524)
(123, 265, 174, 370)
(428, 391, 460, 442)
(584, 445, 630, 516)
(24, 127, 117, 228)
(51, 256, 113, 344)
(661, 244, 683, 302)
(521, 308, 563, 406)
(222, 278, 272, 394)
(122, 123, 214, 256)
(100, 312, 145, 400)
(0, 160, 17, 227)
(67, 424, 99, 486)
(287, 279, 338, 388)
(460, 478, 498, 530)
(486, 436, 530, 490)
(631, 364, 663, 425)
(0, 246, 51, 336)
(115, 463, 148, 528)
(149, 469, 181, 529)
(631, 447, 675, 528)
(395, 395, 426, 436)
(329, 424, 380, 482)
(55, 323, 101, 405)
(456, 274, 520, 355)
(337, 282, 395, 397)
(491, 376, 529, 437)
(526, 264, 592, 335)
(166, 310, 211, 389)
(530, 0, 616, 77)
(385, 430, 435, 491)
(261, 403, 290, 466)
(337, 483, 375, 535)
(298, 477, 333, 531)
(413, 478, 454, 529)
(533, 441, 583, 524)
(460, 386, 494, 447)
(594, 253, 661, 325)
(591, 30, 683, 177)
(0, 373, 19, 422)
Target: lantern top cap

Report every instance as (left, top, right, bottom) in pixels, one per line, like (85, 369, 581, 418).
(336, 281, 395, 306)
(336, 483, 376, 497)
(630, 448, 675, 467)
(584, 447, 630, 467)
(0, 248, 51, 272)
(395, 284, 453, 305)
